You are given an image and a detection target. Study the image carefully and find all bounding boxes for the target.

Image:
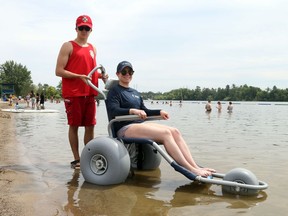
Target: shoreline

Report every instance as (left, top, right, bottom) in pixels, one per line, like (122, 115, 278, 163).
(0, 102, 57, 215)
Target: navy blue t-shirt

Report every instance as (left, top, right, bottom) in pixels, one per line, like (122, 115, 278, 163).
(106, 84, 161, 135)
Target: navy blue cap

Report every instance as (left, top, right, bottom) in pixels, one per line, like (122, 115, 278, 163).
(117, 61, 134, 73)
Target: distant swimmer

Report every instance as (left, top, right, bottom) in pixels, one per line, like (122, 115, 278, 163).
(227, 101, 233, 113)
(205, 100, 212, 112)
(216, 101, 222, 112)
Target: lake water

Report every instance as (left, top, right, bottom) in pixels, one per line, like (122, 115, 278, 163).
(6, 100, 288, 215)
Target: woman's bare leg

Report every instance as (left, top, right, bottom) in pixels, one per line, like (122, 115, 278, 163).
(148, 123, 199, 166)
(145, 123, 215, 173)
(124, 123, 212, 176)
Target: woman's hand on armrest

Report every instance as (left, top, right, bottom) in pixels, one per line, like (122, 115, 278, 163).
(129, 108, 147, 120)
(160, 110, 169, 120)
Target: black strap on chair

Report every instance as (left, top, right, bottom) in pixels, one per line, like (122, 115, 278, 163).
(137, 144, 143, 169)
(119, 137, 154, 170)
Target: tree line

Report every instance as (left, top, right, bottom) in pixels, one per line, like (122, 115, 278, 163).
(1, 60, 287, 102)
(141, 85, 288, 101)
(0, 60, 61, 100)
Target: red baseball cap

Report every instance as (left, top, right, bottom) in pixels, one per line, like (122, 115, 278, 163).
(76, 15, 93, 28)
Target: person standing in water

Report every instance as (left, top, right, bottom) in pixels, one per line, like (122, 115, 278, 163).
(205, 100, 212, 112)
(216, 101, 222, 112)
(55, 15, 108, 169)
(227, 101, 233, 113)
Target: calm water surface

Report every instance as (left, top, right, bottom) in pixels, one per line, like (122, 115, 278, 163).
(9, 101, 288, 215)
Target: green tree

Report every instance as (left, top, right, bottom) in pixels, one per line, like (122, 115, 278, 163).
(0, 60, 33, 96)
(193, 86, 202, 100)
(56, 81, 62, 97)
(46, 86, 57, 100)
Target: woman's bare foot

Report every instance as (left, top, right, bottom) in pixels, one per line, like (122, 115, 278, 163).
(194, 168, 212, 177)
(202, 167, 216, 173)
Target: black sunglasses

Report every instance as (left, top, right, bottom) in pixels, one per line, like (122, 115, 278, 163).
(78, 26, 91, 31)
(120, 69, 134, 76)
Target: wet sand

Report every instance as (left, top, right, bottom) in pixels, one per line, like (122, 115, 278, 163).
(0, 102, 59, 215)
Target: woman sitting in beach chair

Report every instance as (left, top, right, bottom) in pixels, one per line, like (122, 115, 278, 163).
(106, 61, 215, 177)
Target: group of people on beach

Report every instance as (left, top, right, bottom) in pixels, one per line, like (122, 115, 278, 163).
(24, 91, 45, 110)
(205, 100, 233, 113)
(55, 15, 216, 177)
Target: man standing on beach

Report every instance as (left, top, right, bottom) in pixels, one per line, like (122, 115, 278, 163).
(55, 15, 107, 169)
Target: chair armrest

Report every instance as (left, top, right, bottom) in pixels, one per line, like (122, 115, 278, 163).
(115, 115, 162, 121)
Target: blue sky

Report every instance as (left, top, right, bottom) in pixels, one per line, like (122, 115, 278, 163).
(0, 0, 287, 92)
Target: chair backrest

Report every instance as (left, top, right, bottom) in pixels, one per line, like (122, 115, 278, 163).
(104, 79, 119, 138)
(105, 100, 117, 138)
(104, 79, 119, 91)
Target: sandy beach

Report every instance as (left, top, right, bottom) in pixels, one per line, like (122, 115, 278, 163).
(0, 102, 54, 216)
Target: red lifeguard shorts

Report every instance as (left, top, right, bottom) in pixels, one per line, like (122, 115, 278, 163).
(64, 96, 96, 126)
